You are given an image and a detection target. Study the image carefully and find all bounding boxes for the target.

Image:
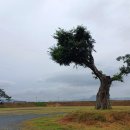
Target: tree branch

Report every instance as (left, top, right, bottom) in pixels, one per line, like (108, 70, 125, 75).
(112, 54, 130, 82)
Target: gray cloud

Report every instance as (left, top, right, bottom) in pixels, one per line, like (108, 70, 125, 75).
(0, 0, 130, 101)
(12, 86, 96, 101)
(46, 73, 99, 87)
(0, 80, 16, 88)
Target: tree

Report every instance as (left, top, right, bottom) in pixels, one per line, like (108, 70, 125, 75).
(49, 26, 130, 109)
(0, 89, 11, 101)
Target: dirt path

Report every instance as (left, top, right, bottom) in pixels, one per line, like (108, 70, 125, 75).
(0, 113, 64, 130)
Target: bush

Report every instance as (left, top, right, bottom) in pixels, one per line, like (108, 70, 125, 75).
(35, 102, 47, 107)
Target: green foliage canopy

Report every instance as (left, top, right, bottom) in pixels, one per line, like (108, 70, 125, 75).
(112, 54, 130, 82)
(49, 25, 130, 82)
(50, 26, 95, 67)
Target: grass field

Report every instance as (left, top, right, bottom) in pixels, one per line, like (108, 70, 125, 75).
(0, 106, 130, 130)
(15, 106, 130, 130)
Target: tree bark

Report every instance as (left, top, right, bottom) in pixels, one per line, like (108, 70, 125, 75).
(96, 76, 112, 109)
(89, 64, 112, 109)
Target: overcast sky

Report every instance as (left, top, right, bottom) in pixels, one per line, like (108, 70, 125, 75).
(0, 0, 130, 101)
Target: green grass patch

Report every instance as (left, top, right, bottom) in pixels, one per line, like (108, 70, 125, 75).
(22, 115, 76, 130)
(34, 102, 47, 107)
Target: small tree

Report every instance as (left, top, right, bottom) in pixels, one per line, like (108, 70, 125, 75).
(0, 89, 11, 101)
(49, 26, 130, 109)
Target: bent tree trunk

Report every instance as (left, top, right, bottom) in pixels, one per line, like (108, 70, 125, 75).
(96, 76, 112, 109)
(90, 64, 112, 109)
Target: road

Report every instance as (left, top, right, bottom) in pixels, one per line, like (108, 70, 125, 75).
(0, 113, 63, 130)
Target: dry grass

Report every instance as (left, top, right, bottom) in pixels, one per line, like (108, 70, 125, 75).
(60, 111, 130, 129)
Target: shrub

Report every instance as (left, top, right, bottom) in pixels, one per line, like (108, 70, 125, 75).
(35, 102, 47, 107)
